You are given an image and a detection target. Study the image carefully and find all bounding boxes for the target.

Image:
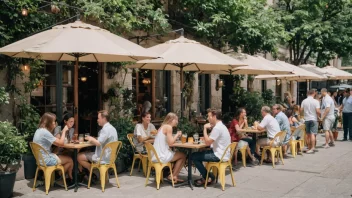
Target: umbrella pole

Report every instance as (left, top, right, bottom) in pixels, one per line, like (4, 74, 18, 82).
(74, 57, 79, 134)
(180, 65, 184, 118)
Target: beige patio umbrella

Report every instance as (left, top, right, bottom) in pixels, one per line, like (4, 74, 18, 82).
(299, 64, 335, 79)
(200, 54, 293, 75)
(0, 20, 157, 132)
(128, 36, 247, 115)
(320, 66, 352, 80)
(255, 61, 326, 81)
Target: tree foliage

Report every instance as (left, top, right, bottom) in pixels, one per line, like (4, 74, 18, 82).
(276, 0, 352, 66)
(169, 0, 285, 54)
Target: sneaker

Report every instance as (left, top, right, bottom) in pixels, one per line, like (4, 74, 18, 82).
(306, 150, 315, 154)
(329, 142, 335, 147)
(341, 138, 348, 141)
(324, 145, 330, 149)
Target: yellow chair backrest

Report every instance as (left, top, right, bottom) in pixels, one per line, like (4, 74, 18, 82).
(270, 131, 287, 147)
(30, 142, 49, 167)
(219, 142, 238, 163)
(144, 142, 162, 164)
(96, 141, 122, 165)
(127, 133, 137, 153)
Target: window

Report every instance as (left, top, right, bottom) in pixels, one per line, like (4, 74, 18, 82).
(30, 62, 74, 116)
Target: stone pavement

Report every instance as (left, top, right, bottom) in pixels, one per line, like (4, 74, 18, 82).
(12, 132, 352, 198)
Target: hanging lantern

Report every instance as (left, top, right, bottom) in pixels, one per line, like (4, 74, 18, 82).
(21, 8, 28, 16)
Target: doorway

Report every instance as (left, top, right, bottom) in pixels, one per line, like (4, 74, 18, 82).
(78, 62, 101, 137)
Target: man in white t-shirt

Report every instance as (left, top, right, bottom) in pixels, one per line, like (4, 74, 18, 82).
(255, 106, 281, 159)
(192, 108, 230, 187)
(301, 89, 321, 154)
(320, 88, 336, 148)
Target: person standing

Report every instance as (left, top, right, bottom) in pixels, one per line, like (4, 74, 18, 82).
(301, 90, 321, 154)
(340, 88, 352, 141)
(192, 108, 231, 187)
(271, 104, 291, 157)
(320, 88, 336, 148)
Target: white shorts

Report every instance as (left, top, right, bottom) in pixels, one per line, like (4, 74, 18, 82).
(323, 116, 335, 131)
(236, 140, 248, 150)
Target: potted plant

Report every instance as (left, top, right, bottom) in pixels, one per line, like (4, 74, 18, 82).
(177, 117, 198, 138)
(17, 101, 41, 179)
(110, 117, 135, 173)
(0, 121, 27, 198)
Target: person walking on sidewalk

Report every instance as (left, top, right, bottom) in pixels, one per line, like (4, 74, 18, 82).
(301, 90, 321, 154)
(320, 88, 336, 148)
(340, 88, 352, 141)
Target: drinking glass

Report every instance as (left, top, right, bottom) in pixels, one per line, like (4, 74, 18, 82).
(181, 134, 187, 144)
(85, 133, 90, 141)
(79, 134, 84, 142)
(193, 133, 199, 144)
(72, 134, 78, 142)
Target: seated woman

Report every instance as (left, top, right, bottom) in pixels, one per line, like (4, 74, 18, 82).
(152, 113, 186, 183)
(293, 105, 302, 122)
(133, 112, 156, 154)
(53, 113, 75, 155)
(229, 108, 258, 165)
(285, 109, 302, 140)
(33, 112, 73, 182)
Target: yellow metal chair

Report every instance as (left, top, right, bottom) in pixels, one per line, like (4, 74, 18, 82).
(127, 133, 148, 176)
(289, 125, 306, 157)
(260, 131, 286, 168)
(30, 142, 68, 195)
(205, 142, 237, 191)
(144, 142, 174, 190)
(87, 141, 122, 192)
(239, 145, 247, 167)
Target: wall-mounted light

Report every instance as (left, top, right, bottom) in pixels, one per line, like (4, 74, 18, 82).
(81, 77, 87, 82)
(276, 79, 281, 86)
(21, 8, 28, 16)
(23, 64, 29, 71)
(216, 79, 224, 91)
(142, 78, 151, 85)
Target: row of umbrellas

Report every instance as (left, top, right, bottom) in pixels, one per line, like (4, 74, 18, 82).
(0, 21, 351, 125)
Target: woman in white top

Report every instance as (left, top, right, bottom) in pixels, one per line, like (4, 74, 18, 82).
(153, 113, 186, 183)
(133, 112, 156, 153)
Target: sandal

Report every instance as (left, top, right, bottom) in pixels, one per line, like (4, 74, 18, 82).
(194, 178, 213, 187)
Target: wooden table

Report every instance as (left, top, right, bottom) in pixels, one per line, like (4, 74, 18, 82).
(170, 142, 208, 190)
(63, 142, 95, 192)
(237, 128, 266, 147)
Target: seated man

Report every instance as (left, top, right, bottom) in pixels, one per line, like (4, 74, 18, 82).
(192, 108, 231, 187)
(272, 104, 291, 157)
(255, 106, 281, 160)
(78, 110, 118, 178)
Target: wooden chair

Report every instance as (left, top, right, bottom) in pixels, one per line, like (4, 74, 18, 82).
(127, 133, 148, 176)
(289, 125, 306, 157)
(87, 141, 122, 192)
(30, 142, 68, 195)
(144, 142, 174, 190)
(205, 142, 237, 191)
(260, 131, 287, 168)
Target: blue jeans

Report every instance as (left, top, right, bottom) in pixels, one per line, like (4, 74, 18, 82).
(191, 150, 220, 180)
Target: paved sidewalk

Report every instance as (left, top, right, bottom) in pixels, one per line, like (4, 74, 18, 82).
(13, 132, 352, 198)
